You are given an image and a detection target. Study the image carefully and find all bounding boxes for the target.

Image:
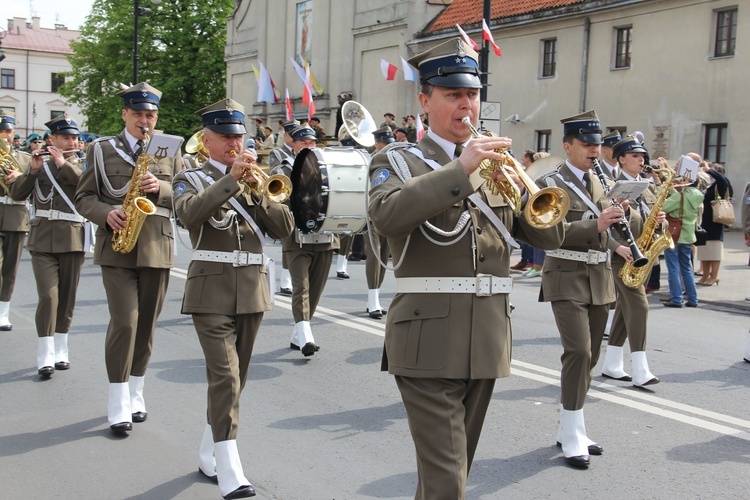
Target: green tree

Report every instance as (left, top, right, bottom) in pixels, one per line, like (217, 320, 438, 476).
(61, 0, 234, 138)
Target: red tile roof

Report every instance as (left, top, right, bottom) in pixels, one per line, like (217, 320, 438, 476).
(427, 0, 585, 33)
(2, 29, 75, 54)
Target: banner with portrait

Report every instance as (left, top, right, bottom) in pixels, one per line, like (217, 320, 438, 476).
(295, 1, 313, 66)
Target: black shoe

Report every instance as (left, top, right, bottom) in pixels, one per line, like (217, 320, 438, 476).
(556, 441, 603, 455)
(367, 307, 387, 315)
(685, 302, 698, 308)
(564, 455, 590, 469)
(38, 366, 54, 379)
(602, 332, 609, 340)
(634, 377, 660, 388)
(368, 309, 383, 319)
(336, 271, 350, 279)
(132, 411, 147, 423)
(301, 342, 318, 357)
(110, 422, 132, 434)
(0, 324, 12, 331)
(602, 372, 632, 382)
(277, 288, 292, 296)
(54, 361, 70, 370)
(197, 467, 218, 484)
(223, 484, 256, 499)
(663, 301, 683, 308)
(744, 358, 750, 363)
(290, 342, 300, 351)
(348, 256, 361, 262)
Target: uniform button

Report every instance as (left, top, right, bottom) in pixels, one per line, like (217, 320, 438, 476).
(225, 188, 231, 192)
(479, 254, 485, 262)
(239, 235, 245, 240)
(414, 309, 420, 316)
(199, 269, 204, 274)
(451, 187, 460, 196)
(476, 227, 483, 234)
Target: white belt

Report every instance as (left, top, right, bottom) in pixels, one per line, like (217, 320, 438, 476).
(396, 275, 513, 296)
(34, 209, 85, 223)
(0, 195, 25, 206)
(114, 204, 171, 218)
(192, 250, 263, 267)
(295, 231, 334, 245)
(546, 249, 609, 264)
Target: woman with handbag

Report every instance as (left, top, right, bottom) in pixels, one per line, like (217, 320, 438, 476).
(661, 157, 704, 307)
(696, 164, 733, 286)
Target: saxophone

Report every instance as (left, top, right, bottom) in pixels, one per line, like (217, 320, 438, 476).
(111, 128, 158, 254)
(618, 166, 675, 288)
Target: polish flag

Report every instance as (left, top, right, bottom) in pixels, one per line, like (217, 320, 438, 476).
(401, 57, 418, 82)
(482, 19, 502, 56)
(416, 114, 425, 141)
(455, 24, 479, 51)
(285, 88, 293, 121)
(381, 59, 398, 81)
(304, 65, 316, 120)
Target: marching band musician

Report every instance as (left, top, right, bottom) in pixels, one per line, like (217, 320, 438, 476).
(364, 127, 394, 319)
(282, 124, 339, 357)
(536, 110, 637, 469)
(599, 131, 622, 180)
(269, 119, 299, 296)
(173, 98, 293, 499)
(9, 114, 86, 379)
(368, 38, 564, 498)
(0, 109, 30, 331)
(600, 136, 665, 387)
(75, 82, 179, 435)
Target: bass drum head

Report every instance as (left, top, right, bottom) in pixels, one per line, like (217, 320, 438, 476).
(290, 148, 326, 234)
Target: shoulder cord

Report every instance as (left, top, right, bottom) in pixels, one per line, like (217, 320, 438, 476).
(33, 162, 54, 204)
(94, 140, 130, 199)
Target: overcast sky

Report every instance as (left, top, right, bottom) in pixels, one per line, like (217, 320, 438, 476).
(6, 0, 96, 31)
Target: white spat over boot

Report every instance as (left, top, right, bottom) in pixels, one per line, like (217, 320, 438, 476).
(601, 345, 631, 381)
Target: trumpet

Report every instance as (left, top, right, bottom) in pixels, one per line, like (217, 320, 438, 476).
(229, 150, 292, 203)
(461, 117, 570, 228)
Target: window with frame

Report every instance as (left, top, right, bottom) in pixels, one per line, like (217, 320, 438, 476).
(536, 130, 551, 153)
(714, 8, 737, 57)
(614, 27, 632, 69)
(703, 123, 727, 164)
(51, 73, 66, 93)
(1, 69, 15, 89)
(541, 39, 556, 78)
(50, 110, 65, 120)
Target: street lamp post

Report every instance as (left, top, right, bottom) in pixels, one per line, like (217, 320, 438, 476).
(133, 0, 162, 84)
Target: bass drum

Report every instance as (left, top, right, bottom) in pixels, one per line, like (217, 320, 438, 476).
(290, 147, 371, 234)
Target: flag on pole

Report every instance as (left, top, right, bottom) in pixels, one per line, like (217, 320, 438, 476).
(416, 113, 425, 141)
(401, 57, 418, 82)
(456, 24, 479, 51)
(285, 88, 293, 121)
(257, 61, 277, 104)
(381, 59, 398, 81)
(303, 60, 325, 95)
(251, 64, 260, 80)
(303, 65, 316, 120)
(482, 19, 502, 56)
(290, 58, 315, 96)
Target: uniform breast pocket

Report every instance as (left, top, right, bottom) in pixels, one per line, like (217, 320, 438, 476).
(387, 294, 450, 370)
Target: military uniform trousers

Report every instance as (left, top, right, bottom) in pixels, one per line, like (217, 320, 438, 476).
(194, 312, 262, 442)
(30, 251, 85, 337)
(396, 376, 495, 500)
(551, 300, 609, 410)
(286, 247, 334, 323)
(0, 231, 26, 301)
(364, 232, 389, 289)
(338, 233, 354, 257)
(609, 259, 649, 352)
(101, 265, 170, 382)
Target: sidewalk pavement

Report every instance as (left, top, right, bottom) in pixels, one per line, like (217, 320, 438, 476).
(649, 229, 750, 312)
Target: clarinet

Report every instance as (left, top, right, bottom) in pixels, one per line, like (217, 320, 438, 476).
(591, 159, 649, 268)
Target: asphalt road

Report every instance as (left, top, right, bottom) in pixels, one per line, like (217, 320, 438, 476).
(1, 229, 749, 499)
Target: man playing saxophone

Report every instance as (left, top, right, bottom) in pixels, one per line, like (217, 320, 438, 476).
(0, 109, 30, 331)
(75, 82, 180, 435)
(600, 136, 665, 387)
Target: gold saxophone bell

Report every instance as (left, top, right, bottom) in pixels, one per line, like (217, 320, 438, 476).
(229, 150, 293, 203)
(461, 118, 570, 228)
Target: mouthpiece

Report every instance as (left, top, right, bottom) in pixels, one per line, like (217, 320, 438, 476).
(141, 127, 150, 135)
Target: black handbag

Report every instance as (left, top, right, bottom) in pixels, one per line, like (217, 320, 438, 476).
(694, 224, 708, 246)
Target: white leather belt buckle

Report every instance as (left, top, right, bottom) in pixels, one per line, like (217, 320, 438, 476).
(476, 274, 493, 296)
(233, 250, 251, 267)
(587, 249, 601, 265)
(48, 209, 61, 221)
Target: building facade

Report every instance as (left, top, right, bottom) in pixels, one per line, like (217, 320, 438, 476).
(0, 17, 83, 141)
(225, 0, 746, 220)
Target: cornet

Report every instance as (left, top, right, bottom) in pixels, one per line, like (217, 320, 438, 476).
(461, 117, 570, 228)
(229, 150, 292, 203)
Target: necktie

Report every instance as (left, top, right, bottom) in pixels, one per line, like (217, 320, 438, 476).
(454, 143, 464, 159)
(583, 171, 594, 197)
(133, 140, 144, 160)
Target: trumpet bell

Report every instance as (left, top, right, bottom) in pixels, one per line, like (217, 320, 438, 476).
(264, 174, 293, 203)
(525, 187, 571, 229)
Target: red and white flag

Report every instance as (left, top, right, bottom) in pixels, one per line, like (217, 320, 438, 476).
(416, 114, 425, 142)
(482, 19, 502, 56)
(303, 65, 316, 120)
(456, 24, 479, 51)
(285, 88, 293, 121)
(380, 59, 398, 81)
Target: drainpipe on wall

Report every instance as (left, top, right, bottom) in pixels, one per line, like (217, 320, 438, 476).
(580, 17, 590, 112)
(25, 49, 30, 135)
